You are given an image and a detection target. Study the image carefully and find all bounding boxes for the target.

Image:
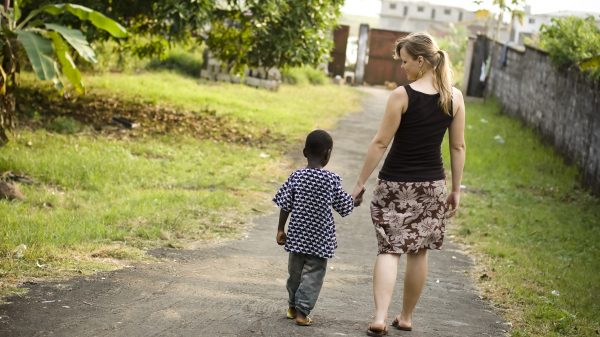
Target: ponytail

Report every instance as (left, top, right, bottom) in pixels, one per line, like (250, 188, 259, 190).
(435, 50, 453, 116)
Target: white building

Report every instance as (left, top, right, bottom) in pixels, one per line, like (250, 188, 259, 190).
(379, 1, 476, 34)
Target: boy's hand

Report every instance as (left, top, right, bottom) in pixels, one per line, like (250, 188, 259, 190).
(276, 230, 287, 245)
(353, 187, 366, 207)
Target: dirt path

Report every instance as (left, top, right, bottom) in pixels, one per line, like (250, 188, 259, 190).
(0, 87, 507, 337)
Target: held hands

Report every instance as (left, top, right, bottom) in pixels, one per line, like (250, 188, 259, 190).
(352, 185, 366, 207)
(276, 230, 287, 245)
(446, 191, 461, 218)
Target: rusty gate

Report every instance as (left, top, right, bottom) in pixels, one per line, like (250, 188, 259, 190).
(364, 28, 410, 86)
(328, 25, 349, 78)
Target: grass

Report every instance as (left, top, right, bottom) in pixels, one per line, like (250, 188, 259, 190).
(444, 99, 600, 337)
(82, 71, 358, 139)
(0, 72, 362, 298)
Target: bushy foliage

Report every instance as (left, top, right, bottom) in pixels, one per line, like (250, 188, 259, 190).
(436, 24, 469, 87)
(206, 0, 343, 72)
(18, 0, 344, 72)
(282, 67, 328, 85)
(147, 47, 204, 77)
(90, 39, 148, 73)
(18, 0, 214, 59)
(539, 16, 600, 81)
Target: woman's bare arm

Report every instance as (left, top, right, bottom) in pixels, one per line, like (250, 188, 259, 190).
(447, 87, 466, 216)
(352, 87, 407, 197)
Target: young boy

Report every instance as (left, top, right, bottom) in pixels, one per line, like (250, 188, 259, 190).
(273, 129, 363, 326)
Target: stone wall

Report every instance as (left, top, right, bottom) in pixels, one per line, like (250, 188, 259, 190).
(486, 39, 600, 195)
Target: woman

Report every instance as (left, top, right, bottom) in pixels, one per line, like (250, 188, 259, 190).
(351, 32, 466, 336)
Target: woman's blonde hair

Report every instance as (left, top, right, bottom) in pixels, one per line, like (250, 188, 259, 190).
(394, 32, 453, 115)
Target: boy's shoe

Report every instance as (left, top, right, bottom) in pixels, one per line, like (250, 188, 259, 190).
(286, 308, 296, 319)
(295, 316, 313, 326)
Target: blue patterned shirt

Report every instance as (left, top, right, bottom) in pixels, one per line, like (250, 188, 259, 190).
(273, 168, 354, 258)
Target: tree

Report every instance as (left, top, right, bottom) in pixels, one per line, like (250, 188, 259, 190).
(17, 0, 214, 58)
(17, 0, 345, 72)
(206, 0, 344, 72)
(0, 1, 127, 145)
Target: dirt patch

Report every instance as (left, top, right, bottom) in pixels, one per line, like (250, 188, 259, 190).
(16, 86, 285, 147)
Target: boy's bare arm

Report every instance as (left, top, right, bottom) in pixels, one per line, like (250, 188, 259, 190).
(276, 209, 290, 245)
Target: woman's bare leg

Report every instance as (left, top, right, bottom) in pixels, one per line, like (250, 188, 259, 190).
(370, 253, 401, 328)
(396, 249, 428, 328)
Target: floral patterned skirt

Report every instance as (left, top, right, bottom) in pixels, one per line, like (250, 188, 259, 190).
(370, 179, 449, 255)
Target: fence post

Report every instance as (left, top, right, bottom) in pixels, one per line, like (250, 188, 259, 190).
(466, 34, 489, 97)
(355, 24, 369, 85)
(461, 36, 475, 94)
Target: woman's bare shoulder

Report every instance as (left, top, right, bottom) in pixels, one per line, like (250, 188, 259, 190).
(390, 85, 408, 100)
(452, 86, 464, 100)
(451, 87, 465, 117)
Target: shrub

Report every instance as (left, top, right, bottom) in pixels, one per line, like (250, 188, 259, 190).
(304, 67, 328, 85)
(147, 47, 204, 77)
(90, 40, 149, 73)
(281, 67, 328, 85)
(539, 16, 600, 81)
(436, 24, 469, 87)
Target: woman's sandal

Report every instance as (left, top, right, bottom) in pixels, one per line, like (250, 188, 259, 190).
(366, 323, 389, 336)
(295, 316, 313, 326)
(391, 317, 413, 331)
(286, 308, 296, 319)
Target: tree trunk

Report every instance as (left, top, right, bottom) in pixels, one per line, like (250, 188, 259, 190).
(0, 90, 15, 146)
(1, 0, 13, 146)
(0, 40, 17, 147)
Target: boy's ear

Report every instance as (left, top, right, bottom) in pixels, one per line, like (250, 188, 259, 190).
(302, 148, 308, 158)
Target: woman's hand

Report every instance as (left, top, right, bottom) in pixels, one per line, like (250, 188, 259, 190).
(276, 230, 287, 245)
(446, 191, 461, 217)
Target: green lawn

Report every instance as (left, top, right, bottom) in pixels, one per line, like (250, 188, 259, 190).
(446, 100, 600, 337)
(84, 72, 359, 139)
(0, 72, 361, 297)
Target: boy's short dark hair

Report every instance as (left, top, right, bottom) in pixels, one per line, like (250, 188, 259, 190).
(304, 130, 333, 158)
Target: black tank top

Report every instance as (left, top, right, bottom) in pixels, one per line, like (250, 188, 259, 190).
(378, 85, 454, 182)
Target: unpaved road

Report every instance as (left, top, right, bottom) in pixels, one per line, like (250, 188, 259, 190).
(0, 87, 507, 337)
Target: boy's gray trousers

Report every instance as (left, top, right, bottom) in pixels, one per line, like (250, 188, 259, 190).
(287, 252, 328, 316)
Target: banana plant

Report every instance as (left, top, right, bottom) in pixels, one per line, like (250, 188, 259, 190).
(0, 1, 127, 144)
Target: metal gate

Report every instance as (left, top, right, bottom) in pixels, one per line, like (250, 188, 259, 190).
(364, 28, 411, 86)
(328, 25, 349, 78)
